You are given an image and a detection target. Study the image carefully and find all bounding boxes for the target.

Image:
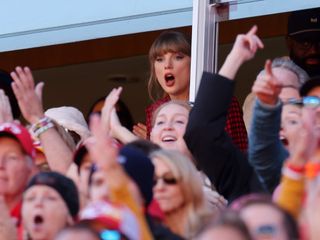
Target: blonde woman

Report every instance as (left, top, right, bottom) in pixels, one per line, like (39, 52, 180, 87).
(151, 149, 212, 238)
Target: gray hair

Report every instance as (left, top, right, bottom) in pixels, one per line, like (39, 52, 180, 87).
(258, 57, 309, 88)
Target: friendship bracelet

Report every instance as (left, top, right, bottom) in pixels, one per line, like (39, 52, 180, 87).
(31, 116, 54, 137)
(285, 162, 305, 173)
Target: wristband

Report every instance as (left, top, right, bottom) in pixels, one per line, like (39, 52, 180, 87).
(285, 162, 305, 173)
(282, 166, 304, 180)
(31, 116, 54, 137)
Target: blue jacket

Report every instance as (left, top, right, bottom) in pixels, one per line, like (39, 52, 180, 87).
(248, 99, 289, 193)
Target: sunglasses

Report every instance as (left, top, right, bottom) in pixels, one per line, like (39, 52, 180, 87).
(153, 174, 179, 186)
(291, 38, 320, 51)
(302, 96, 320, 108)
(284, 96, 320, 108)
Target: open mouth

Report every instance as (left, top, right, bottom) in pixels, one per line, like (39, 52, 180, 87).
(34, 215, 44, 225)
(162, 136, 177, 142)
(165, 73, 175, 87)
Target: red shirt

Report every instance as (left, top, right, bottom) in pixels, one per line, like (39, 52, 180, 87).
(145, 96, 248, 152)
(10, 201, 24, 240)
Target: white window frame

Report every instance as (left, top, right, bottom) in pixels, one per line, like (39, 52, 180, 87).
(190, 0, 320, 102)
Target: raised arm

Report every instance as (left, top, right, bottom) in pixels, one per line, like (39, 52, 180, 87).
(86, 114, 153, 240)
(248, 60, 288, 192)
(184, 26, 264, 201)
(0, 90, 13, 124)
(101, 87, 138, 144)
(219, 25, 263, 80)
(11, 66, 73, 173)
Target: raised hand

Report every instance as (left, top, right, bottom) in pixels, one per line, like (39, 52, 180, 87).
(10, 67, 45, 124)
(219, 25, 264, 80)
(86, 114, 119, 172)
(100, 87, 122, 134)
(300, 107, 320, 163)
(229, 25, 264, 62)
(100, 87, 138, 144)
(252, 60, 282, 105)
(0, 90, 13, 124)
(133, 123, 147, 139)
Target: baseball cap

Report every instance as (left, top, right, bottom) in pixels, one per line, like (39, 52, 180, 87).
(288, 8, 320, 38)
(0, 122, 36, 158)
(45, 106, 91, 143)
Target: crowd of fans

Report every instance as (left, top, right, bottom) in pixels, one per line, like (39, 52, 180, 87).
(0, 7, 319, 240)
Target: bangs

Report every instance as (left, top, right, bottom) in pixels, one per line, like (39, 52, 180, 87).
(149, 31, 191, 60)
(151, 100, 191, 127)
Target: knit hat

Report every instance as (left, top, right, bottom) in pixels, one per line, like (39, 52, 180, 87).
(288, 8, 320, 38)
(0, 122, 36, 158)
(45, 106, 90, 142)
(25, 171, 79, 218)
(89, 145, 155, 206)
(118, 146, 155, 206)
(80, 201, 139, 240)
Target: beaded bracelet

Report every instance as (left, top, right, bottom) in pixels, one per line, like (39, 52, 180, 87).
(31, 116, 54, 137)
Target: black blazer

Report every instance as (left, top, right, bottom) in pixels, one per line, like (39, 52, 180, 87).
(184, 72, 263, 202)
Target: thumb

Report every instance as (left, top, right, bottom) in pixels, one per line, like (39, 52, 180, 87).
(35, 82, 44, 100)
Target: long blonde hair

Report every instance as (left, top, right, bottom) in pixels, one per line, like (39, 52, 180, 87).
(148, 31, 191, 102)
(151, 149, 211, 238)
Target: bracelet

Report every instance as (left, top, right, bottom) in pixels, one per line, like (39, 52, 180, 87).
(282, 166, 304, 180)
(305, 162, 320, 179)
(285, 162, 305, 173)
(31, 116, 54, 137)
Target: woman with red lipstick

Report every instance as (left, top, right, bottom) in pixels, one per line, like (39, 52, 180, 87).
(134, 31, 249, 153)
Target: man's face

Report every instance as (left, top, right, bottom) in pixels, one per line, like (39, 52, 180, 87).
(288, 34, 320, 76)
(0, 137, 32, 200)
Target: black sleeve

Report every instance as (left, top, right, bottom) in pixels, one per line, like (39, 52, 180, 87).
(184, 72, 263, 202)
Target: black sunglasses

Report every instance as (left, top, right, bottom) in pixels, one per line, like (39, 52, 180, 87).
(153, 175, 178, 186)
(291, 37, 320, 51)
